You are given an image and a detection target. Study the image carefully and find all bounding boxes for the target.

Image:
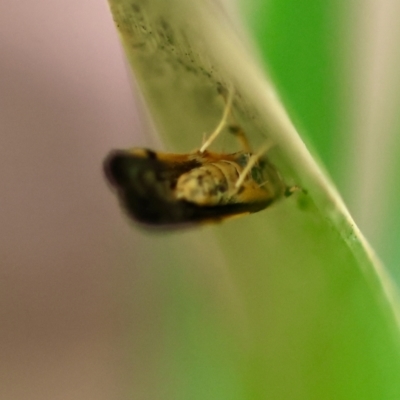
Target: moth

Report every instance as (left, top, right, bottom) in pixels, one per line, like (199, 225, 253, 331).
(103, 94, 292, 226)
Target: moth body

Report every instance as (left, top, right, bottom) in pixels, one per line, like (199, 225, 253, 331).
(104, 147, 287, 225)
(103, 90, 294, 226)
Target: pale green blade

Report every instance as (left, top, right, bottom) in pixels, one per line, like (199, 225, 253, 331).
(106, 1, 400, 399)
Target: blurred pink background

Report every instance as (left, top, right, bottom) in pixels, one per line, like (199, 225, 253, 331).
(0, 1, 160, 398)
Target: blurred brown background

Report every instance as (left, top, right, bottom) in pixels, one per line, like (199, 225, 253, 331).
(0, 1, 156, 398)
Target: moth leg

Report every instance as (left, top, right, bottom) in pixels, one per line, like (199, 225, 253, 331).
(235, 140, 274, 190)
(284, 185, 303, 197)
(201, 132, 207, 147)
(229, 125, 252, 153)
(219, 84, 252, 153)
(199, 87, 234, 153)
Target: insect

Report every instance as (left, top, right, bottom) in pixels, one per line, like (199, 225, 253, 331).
(103, 91, 293, 225)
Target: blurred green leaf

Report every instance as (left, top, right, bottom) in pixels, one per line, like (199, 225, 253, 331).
(241, 0, 342, 176)
(106, 1, 400, 399)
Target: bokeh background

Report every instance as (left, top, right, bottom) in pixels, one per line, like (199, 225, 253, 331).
(241, 0, 400, 277)
(1, 1, 400, 399)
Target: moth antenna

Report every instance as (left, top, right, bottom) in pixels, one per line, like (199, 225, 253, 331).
(200, 86, 234, 153)
(235, 140, 274, 190)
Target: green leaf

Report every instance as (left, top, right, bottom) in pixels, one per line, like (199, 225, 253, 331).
(106, 1, 400, 398)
